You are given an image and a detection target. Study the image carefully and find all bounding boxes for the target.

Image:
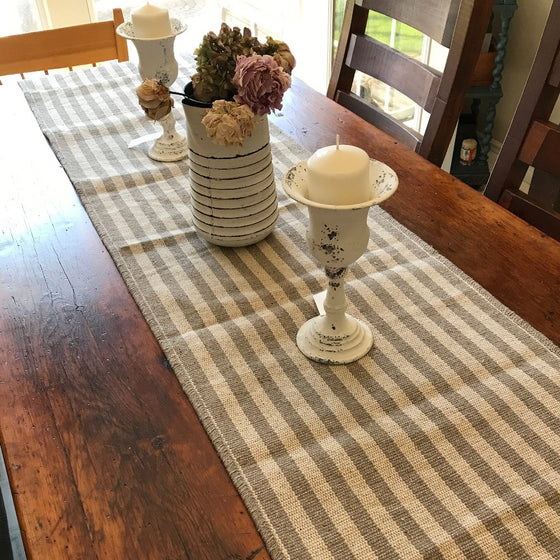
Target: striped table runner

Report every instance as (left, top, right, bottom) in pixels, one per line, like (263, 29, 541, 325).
(21, 61, 560, 559)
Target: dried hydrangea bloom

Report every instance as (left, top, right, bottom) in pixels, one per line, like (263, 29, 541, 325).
(136, 78, 173, 120)
(191, 23, 261, 102)
(202, 99, 255, 146)
(232, 55, 291, 116)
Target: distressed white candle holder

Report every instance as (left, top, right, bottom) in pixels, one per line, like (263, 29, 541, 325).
(282, 159, 398, 364)
(117, 19, 188, 162)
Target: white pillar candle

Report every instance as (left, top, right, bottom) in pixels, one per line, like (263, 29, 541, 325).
(307, 136, 371, 205)
(131, 2, 172, 38)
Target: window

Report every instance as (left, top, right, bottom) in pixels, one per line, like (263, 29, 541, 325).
(218, 0, 332, 93)
(0, 0, 42, 36)
(4, 1, 334, 93)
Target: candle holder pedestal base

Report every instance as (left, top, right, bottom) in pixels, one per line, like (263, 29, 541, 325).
(297, 267, 374, 364)
(297, 317, 374, 365)
(148, 111, 188, 162)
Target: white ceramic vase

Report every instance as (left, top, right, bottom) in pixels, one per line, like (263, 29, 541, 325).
(182, 88, 278, 247)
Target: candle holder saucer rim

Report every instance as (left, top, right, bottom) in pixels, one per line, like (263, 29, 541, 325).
(282, 159, 398, 209)
(116, 19, 187, 41)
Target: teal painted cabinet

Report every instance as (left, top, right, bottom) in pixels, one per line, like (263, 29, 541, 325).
(450, 0, 518, 188)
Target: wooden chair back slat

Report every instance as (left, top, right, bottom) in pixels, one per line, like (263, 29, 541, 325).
(518, 121, 560, 175)
(347, 34, 442, 110)
(358, 0, 462, 47)
(484, 2, 560, 241)
(336, 90, 423, 150)
(328, 0, 493, 167)
(0, 9, 127, 80)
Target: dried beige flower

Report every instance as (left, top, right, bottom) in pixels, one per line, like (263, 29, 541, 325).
(136, 79, 173, 120)
(266, 39, 296, 75)
(201, 99, 255, 146)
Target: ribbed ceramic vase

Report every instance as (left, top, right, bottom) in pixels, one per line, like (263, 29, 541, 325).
(182, 86, 278, 247)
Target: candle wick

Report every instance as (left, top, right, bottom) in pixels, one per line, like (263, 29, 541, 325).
(336, 134, 340, 150)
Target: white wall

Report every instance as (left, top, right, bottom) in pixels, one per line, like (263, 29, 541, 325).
(493, 0, 556, 143)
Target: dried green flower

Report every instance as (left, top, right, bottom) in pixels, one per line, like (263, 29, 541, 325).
(191, 23, 261, 103)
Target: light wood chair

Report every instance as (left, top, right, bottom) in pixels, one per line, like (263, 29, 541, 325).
(327, 0, 494, 167)
(484, 2, 560, 241)
(0, 8, 128, 84)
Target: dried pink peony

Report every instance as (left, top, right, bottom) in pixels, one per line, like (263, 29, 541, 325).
(232, 54, 291, 116)
(202, 99, 255, 146)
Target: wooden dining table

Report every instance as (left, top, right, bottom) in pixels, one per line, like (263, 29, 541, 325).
(0, 69, 559, 560)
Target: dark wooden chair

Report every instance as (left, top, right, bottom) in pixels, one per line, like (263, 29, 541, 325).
(484, 2, 560, 241)
(327, 0, 494, 167)
(0, 8, 128, 84)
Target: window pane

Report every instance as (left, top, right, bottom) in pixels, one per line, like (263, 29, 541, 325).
(392, 21, 424, 60)
(332, 3, 424, 60)
(0, 0, 42, 36)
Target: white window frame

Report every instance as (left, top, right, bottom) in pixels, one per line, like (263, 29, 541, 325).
(35, 0, 95, 29)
